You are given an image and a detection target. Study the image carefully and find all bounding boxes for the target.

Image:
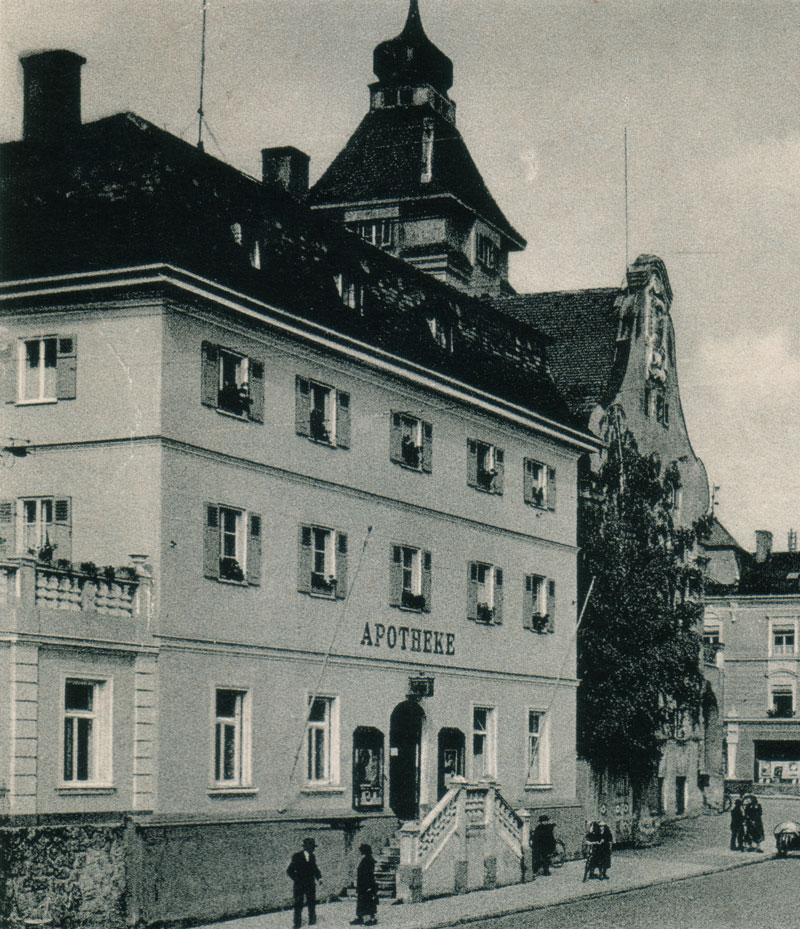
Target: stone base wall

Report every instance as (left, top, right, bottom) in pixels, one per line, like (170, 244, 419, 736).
(0, 814, 398, 929)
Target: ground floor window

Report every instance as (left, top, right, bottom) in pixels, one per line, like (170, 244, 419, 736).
(526, 710, 549, 784)
(214, 688, 250, 786)
(307, 696, 339, 785)
(472, 706, 496, 779)
(63, 678, 110, 784)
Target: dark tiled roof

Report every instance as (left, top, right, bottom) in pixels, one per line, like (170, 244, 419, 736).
(309, 107, 524, 248)
(703, 517, 743, 550)
(0, 112, 580, 433)
(738, 552, 800, 596)
(493, 289, 624, 423)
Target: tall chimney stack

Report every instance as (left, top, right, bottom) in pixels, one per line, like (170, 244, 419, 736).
(261, 146, 309, 201)
(755, 530, 773, 564)
(21, 50, 86, 144)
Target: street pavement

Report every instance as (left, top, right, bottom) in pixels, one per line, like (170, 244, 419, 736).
(198, 800, 800, 929)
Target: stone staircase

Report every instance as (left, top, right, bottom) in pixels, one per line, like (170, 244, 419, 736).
(343, 833, 401, 900)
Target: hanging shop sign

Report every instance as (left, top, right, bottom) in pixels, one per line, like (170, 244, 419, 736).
(360, 621, 455, 656)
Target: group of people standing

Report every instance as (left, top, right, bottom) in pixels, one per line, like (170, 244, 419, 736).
(729, 795, 765, 852)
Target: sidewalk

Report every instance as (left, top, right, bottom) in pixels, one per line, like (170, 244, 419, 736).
(200, 826, 772, 929)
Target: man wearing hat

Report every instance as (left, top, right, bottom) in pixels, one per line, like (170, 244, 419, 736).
(288, 837, 322, 928)
(530, 814, 557, 876)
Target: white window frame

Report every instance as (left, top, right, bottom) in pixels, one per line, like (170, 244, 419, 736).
(399, 414, 423, 468)
(476, 562, 495, 610)
(401, 546, 422, 597)
(19, 496, 54, 555)
(476, 233, 499, 270)
(525, 459, 547, 507)
(61, 675, 113, 787)
(212, 687, 252, 789)
(771, 623, 796, 658)
(305, 695, 340, 787)
(19, 336, 59, 403)
(769, 682, 795, 717)
(218, 505, 246, 579)
(311, 526, 336, 593)
(309, 380, 336, 443)
(217, 348, 250, 416)
(526, 708, 551, 786)
(471, 705, 496, 780)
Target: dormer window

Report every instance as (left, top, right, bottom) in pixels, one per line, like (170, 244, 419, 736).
(426, 315, 453, 352)
(476, 234, 499, 271)
(353, 221, 394, 248)
(335, 273, 366, 314)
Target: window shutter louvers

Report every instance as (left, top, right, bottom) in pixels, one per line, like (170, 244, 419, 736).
(1, 342, 17, 404)
(55, 335, 78, 400)
(248, 359, 265, 423)
(547, 579, 556, 632)
(421, 421, 433, 473)
(467, 440, 478, 488)
(295, 377, 311, 436)
(493, 568, 503, 623)
(246, 513, 262, 585)
(0, 501, 16, 558)
(547, 467, 557, 510)
(523, 575, 534, 630)
(494, 448, 505, 494)
(335, 532, 348, 599)
(52, 497, 72, 562)
(422, 550, 432, 612)
(336, 391, 351, 448)
(297, 525, 313, 593)
(523, 460, 533, 504)
(390, 413, 403, 463)
(201, 342, 219, 407)
(467, 562, 478, 621)
(389, 545, 403, 606)
(204, 504, 220, 579)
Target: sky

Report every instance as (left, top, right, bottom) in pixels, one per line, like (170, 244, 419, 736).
(1, 0, 798, 552)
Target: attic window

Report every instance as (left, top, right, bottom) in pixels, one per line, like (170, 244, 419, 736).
(353, 221, 394, 248)
(476, 234, 499, 271)
(231, 223, 243, 245)
(335, 273, 365, 314)
(426, 315, 453, 352)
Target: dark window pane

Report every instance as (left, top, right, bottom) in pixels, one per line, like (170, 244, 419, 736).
(65, 680, 93, 711)
(216, 690, 238, 718)
(76, 717, 91, 781)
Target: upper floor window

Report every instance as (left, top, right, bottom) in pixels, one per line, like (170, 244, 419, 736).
(467, 440, 504, 494)
(352, 221, 394, 248)
(772, 626, 795, 657)
(644, 385, 670, 427)
(2, 496, 72, 563)
(523, 575, 556, 634)
(63, 677, 111, 785)
(476, 234, 499, 271)
(390, 544, 432, 612)
(298, 525, 348, 599)
(16, 335, 77, 403)
(204, 503, 262, 585)
(523, 459, 557, 510)
(390, 413, 432, 472)
(295, 376, 350, 448)
(201, 341, 264, 422)
(214, 688, 251, 787)
(468, 562, 503, 624)
(769, 686, 794, 718)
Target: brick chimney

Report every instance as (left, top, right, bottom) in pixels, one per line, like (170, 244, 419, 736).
(21, 50, 86, 144)
(755, 530, 773, 564)
(261, 146, 309, 201)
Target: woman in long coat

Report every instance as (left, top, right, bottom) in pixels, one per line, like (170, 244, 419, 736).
(352, 843, 378, 925)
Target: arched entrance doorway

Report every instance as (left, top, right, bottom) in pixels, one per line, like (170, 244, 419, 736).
(390, 700, 425, 820)
(437, 727, 465, 799)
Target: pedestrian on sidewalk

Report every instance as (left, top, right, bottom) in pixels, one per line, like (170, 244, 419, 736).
(729, 798, 744, 851)
(583, 822, 603, 881)
(288, 837, 322, 928)
(596, 820, 613, 879)
(743, 796, 764, 852)
(351, 843, 378, 926)
(531, 814, 557, 876)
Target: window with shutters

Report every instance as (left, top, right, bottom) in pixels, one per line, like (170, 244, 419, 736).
(523, 459, 557, 510)
(390, 413, 432, 472)
(213, 688, 251, 787)
(298, 525, 348, 599)
(204, 504, 261, 586)
(524, 575, 555, 634)
(14, 496, 71, 562)
(17, 335, 77, 403)
(390, 544, 431, 611)
(471, 706, 496, 779)
(306, 695, 339, 786)
(201, 342, 264, 422)
(468, 440, 504, 494)
(468, 562, 502, 624)
(526, 710, 550, 785)
(62, 677, 111, 786)
(295, 376, 350, 448)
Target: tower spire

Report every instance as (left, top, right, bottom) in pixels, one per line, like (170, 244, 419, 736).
(373, 0, 453, 95)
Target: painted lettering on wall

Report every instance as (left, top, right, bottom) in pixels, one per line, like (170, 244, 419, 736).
(360, 622, 455, 656)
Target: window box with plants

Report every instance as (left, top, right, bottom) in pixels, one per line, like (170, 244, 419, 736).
(476, 602, 494, 623)
(477, 468, 497, 491)
(311, 574, 337, 596)
(219, 557, 245, 582)
(530, 613, 551, 634)
(401, 589, 426, 610)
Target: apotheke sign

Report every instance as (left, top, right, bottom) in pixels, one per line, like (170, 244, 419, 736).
(360, 621, 455, 656)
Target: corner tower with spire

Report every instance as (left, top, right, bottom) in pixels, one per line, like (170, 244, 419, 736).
(309, 0, 525, 296)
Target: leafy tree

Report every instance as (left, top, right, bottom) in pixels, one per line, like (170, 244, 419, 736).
(577, 424, 711, 792)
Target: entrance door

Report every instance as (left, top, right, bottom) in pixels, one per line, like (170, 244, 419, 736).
(389, 700, 425, 820)
(437, 728, 465, 799)
(675, 776, 686, 814)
